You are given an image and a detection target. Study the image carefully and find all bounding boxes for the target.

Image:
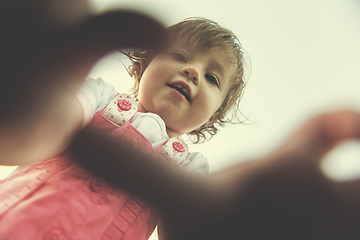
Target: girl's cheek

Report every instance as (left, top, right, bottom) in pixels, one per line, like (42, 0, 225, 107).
(211, 95, 223, 110)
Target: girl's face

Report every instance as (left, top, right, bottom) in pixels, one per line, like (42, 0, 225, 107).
(137, 42, 236, 138)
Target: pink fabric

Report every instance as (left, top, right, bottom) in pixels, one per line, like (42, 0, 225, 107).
(0, 111, 164, 240)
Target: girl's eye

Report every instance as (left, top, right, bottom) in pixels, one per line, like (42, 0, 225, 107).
(171, 52, 187, 62)
(205, 74, 219, 87)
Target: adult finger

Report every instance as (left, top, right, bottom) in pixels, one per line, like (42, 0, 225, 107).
(70, 128, 219, 218)
(330, 173, 360, 238)
(273, 110, 360, 165)
(1, 10, 166, 123)
(0, 5, 167, 165)
(258, 110, 360, 239)
(213, 111, 360, 240)
(27, 10, 167, 103)
(48, 10, 167, 87)
(0, 0, 91, 30)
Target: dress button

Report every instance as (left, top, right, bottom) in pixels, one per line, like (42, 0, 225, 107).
(117, 99, 132, 111)
(90, 177, 106, 192)
(126, 137, 138, 146)
(172, 142, 185, 152)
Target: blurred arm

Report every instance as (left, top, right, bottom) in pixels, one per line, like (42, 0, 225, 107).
(72, 110, 360, 240)
(0, 1, 167, 165)
(0, 95, 84, 166)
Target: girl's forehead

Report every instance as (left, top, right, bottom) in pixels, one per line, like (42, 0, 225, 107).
(167, 40, 236, 60)
(168, 42, 238, 84)
(165, 41, 196, 51)
(175, 41, 237, 65)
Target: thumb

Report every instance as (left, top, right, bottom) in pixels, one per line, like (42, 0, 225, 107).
(277, 110, 360, 163)
(0, 9, 167, 126)
(43, 11, 167, 87)
(77, 10, 167, 50)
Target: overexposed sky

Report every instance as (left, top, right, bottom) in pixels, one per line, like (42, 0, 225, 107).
(87, 0, 360, 179)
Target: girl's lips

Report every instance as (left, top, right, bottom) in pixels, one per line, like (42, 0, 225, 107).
(168, 86, 190, 102)
(167, 81, 192, 102)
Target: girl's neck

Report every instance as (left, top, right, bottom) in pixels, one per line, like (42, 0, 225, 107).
(165, 127, 182, 139)
(137, 101, 147, 113)
(136, 101, 182, 139)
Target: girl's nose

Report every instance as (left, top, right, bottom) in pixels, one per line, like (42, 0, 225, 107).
(180, 66, 200, 84)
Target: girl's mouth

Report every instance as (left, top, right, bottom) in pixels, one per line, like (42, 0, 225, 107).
(168, 83, 191, 102)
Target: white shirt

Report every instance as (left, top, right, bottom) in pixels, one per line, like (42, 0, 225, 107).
(76, 78, 209, 174)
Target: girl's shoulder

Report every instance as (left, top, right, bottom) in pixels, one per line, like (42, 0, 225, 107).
(79, 77, 118, 113)
(80, 78, 209, 174)
(181, 152, 209, 174)
(131, 112, 209, 174)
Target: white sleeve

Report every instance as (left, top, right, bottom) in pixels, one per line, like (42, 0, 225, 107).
(180, 152, 209, 174)
(76, 78, 118, 126)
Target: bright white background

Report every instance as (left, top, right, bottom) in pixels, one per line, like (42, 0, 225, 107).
(1, 1, 360, 239)
(86, 0, 360, 177)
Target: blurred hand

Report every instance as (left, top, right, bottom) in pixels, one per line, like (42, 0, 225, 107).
(158, 110, 360, 240)
(71, 110, 360, 240)
(0, 0, 166, 164)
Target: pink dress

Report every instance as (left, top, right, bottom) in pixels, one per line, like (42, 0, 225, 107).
(0, 92, 205, 240)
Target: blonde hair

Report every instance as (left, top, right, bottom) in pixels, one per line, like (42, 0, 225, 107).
(122, 17, 247, 143)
